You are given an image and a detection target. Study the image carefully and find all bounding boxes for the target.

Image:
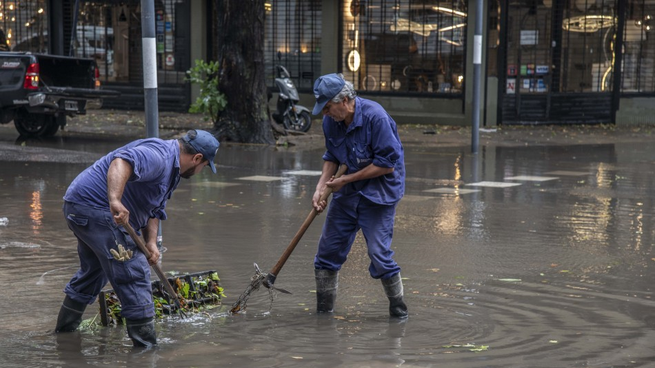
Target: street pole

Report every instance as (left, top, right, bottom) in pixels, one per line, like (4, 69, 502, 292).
(471, 0, 483, 154)
(141, 0, 159, 139)
(140, 0, 163, 254)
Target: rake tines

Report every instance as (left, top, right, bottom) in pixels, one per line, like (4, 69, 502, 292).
(230, 263, 267, 314)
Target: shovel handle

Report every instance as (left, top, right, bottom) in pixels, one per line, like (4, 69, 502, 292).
(123, 222, 181, 306)
(266, 164, 347, 282)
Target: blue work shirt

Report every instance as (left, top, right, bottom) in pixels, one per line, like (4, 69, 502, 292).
(322, 97, 405, 205)
(64, 138, 181, 231)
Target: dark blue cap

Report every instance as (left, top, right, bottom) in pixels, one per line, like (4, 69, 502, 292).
(183, 129, 219, 173)
(312, 73, 346, 115)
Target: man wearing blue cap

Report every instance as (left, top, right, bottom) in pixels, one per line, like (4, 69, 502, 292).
(311, 73, 407, 318)
(55, 129, 219, 347)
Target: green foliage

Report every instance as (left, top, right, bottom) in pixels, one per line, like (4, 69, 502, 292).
(103, 292, 124, 325)
(153, 295, 170, 319)
(187, 59, 228, 123)
(96, 271, 225, 327)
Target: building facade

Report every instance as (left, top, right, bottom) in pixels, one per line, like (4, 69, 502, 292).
(4, 0, 655, 125)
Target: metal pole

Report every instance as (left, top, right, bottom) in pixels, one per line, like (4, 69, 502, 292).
(141, 0, 159, 138)
(471, 0, 484, 154)
(69, 0, 80, 57)
(140, 0, 163, 254)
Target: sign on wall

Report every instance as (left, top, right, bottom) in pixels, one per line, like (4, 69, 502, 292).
(507, 78, 516, 94)
(520, 30, 539, 45)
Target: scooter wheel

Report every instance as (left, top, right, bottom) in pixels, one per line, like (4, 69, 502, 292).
(285, 111, 312, 132)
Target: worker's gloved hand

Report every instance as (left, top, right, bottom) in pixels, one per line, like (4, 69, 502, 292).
(110, 244, 133, 262)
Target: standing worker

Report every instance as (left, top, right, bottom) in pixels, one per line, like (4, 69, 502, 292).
(55, 129, 220, 347)
(310, 73, 407, 318)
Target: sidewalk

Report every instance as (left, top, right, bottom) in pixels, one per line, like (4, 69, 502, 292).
(68, 109, 655, 148)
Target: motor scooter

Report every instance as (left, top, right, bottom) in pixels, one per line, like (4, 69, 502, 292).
(272, 65, 312, 132)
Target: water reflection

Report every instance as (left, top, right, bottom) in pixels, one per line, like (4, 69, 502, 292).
(30, 191, 43, 233)
(3, 138, 655, 366)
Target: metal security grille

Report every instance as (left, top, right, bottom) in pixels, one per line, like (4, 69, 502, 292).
(0, 0, 48, 52)
(500, 0, 617, 124)
(341, 0, 467, 95)
(505, 1, 553, 95)
(622, 0, 655, 92)
(4, 0, 188, 84)
(560, 0, 617, 92)
(72, 2, 115, 80)
(74, 0, 188, 84)
(264, 1, 321, 91)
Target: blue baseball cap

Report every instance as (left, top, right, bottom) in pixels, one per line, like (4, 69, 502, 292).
(312, 73, 346, 115)
(182, 129, 219, 173)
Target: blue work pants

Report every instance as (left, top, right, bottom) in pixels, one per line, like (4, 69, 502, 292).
(62, 201, 155, 320)
(314, 195, 401, 279)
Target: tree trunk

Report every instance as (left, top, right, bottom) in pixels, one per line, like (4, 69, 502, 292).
(214, 0, 275, 144)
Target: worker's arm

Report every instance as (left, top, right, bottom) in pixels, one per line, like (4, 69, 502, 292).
(107, 158, 133, 226)
(142, 217, 161, 266)
(312, 160, 339, 212)
(326, 163, 393, 193)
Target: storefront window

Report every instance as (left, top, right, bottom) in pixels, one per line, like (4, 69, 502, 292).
(506, 2, 554, 94)
(264, 1, 322, 91)
(75, 3, 114, 79)
(6, 0, 187, 84)
(560, 1, 617, 92)
(487, 1, 501, 78)
(621, 0, 655, 92)
(342, 0, 466, 94)
(77, 0, 187, 84)
(2, 0, 48, 53)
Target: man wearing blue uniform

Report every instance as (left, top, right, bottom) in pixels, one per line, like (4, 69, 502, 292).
(311, 73, 407, 318)
(55, 129, 219, 347)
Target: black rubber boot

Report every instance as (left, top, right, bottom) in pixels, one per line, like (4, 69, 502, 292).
(315, 269, 339, 313)
(55, 295, 87, 332)
(381, 273, 408, 319)
(126, 317, 157, 348)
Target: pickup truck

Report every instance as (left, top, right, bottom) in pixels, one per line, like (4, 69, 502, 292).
(0, 52, 119, 137)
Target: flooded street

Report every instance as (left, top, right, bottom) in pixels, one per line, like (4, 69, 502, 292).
(1, 123, 655, 367)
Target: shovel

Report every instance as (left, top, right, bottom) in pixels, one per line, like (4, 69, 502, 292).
(230, 164, 347, 313)
(263, 164, 348, 289)
(123, 222, 187, 318)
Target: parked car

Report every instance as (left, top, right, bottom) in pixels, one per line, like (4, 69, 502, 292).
(0, 51, 119, 137)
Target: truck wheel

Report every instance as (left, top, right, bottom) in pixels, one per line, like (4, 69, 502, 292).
(14, 113, 51, 137)
(42, 115, 65, 137)
(42, 117, 60, 137)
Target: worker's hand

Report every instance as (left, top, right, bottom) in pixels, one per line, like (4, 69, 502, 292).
(312, 188, 328, 213)
(325, 176, 346, 193)
(110, 200, 130, 226)
(312, 174, 344, 213)
(145, 241, 160, 266)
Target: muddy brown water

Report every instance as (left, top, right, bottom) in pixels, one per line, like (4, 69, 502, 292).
(1, 129, 655, 367)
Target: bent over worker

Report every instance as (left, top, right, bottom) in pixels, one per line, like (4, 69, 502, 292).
(310, 73, 407, 318)
(55, 129, 219, 347)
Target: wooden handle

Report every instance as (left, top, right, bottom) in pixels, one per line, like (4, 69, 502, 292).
(268, 164, 347, 278)
(123, 222, 180, 303)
